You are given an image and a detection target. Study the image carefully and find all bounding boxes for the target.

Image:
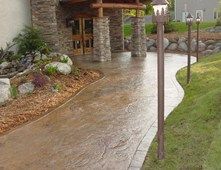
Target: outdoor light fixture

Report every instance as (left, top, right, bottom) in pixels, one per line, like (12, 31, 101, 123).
(152, 0, 169, 160)
(186, 13, 193, 84)
(196, 15, 201, 62)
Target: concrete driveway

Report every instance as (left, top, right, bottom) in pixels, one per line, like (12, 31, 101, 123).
(0, 52, 195, 170)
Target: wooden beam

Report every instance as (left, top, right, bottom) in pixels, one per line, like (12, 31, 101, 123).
(91, 3, 146, 10)
(98, 0, 103, 17)
(136, 0, 140, 17)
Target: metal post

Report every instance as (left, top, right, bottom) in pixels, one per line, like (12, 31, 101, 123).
(187, 23, 191, 84)
(196, 23, 199, 62)
(157, 22, 165, 160)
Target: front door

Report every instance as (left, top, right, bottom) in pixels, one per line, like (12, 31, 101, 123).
(72, 18, 93, 56)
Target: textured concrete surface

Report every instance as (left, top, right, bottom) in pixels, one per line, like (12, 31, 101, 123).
(0, 52, 195, 170)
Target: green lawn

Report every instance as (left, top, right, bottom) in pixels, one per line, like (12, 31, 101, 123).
(124, 21, 216, 37)
(142, 53, 221, 170)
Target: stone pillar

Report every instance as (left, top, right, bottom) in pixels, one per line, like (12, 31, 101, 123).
(93, 17, 111, 62)
(131, 17, 147, 57)
(104, 9, 124, 52)
(31, 0, 60, 51)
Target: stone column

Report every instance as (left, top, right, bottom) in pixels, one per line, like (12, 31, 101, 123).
(93, 17, 111, 62)
(104, 9, 124, 52)
(131, 17, 147, 57)
(31, 0, 60, 51)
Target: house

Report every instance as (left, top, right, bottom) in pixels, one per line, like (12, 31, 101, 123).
(175, 0, 220, 22)
(0, 0, 147, 62)
(0, 0, 31, 49)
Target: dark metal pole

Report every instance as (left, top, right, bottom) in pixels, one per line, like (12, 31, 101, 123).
(187, 23, 191, 84)
(157, 21, 165, 160)
(196, 23, 199, 62)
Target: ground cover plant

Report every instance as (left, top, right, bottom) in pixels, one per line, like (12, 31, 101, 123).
(143, 53, 221, 169)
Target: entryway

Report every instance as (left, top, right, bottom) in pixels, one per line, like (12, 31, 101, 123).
(72, 18, 93, 56)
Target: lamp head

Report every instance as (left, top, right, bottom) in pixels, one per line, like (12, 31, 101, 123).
(196, 15, 201, 24)
(152, 0, 168, 16)
(186, 13, 193, 25)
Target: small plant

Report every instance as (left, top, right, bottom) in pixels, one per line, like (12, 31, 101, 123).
(0, 43, 16, 62)
(45, 65, 57, 75)
(216, 17, 221, 26)
(10, 85, 19, 99)
(52, 83, 62, 92)
(13, 26, 51, 55)
(71, 66, 80, 76)
(60, 57, 69, 63)
(32, 72, 48, 88)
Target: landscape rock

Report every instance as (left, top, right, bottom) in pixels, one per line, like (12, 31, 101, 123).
(0, 78, 11, 104)
(45, 62, 72, 75)
(18, 82, 35, 95)
(149, 46, 157, 52)
(0, 62, 11, 69)
(213, 47, 221, 53)
(167, 43, 178, 51)
(204, 40, 215, 46)
(201, 50, 213, 56)
(163, 38, 170, 49)
(178, 37, 186, 44)
(146, 38, 156, 49)
(207, 45, 215, 50)
(178, 42, 188, 52)
(191, 39, 197, 52)
(60, 55, 73, 66)
(198, 42, 206, 52)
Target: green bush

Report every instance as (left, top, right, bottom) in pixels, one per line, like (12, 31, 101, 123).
(52, 83, 62, 92)
(13, 26, 51, 55)
(10, 85, 19, 99)
(0, 43, 16, 62)
(60, 57, 69, 63)
(216, 17, 221, 26)
(151, 21, 177, 34)
(45, 65, 57, 75)
(71, 66, 80, 77)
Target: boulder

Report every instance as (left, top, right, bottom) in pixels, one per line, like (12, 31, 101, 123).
(149, 46, 157, 52)
(215, 42, 221, 48)
(207, 45, 215, 50)
(163, 38, 170, 49)
(178, 37, 186, 44)
(167, 43, 178, 51)
(18, 82, 35, 95)
(213, 47, 221, 53)
(45, 62, 72, 75)
(198, 42, 206, 52)
(0, 62, 11, 69)
(201, 50, 213, 56)
(204, 40, 215, 46)
(191, 39, 197, 52)
(60, 55, 73, 66)
(146, 38, 156, 49)
(178, 42, 188, 52)
(0, 78, 11, 104)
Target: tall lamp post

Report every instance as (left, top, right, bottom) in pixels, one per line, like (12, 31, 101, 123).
(152, 0, 168, 160)
(196, 15, 201, 62)
(186, 13, 193, 84)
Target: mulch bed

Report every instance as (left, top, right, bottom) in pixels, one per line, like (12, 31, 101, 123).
(0, 69, 102, 135)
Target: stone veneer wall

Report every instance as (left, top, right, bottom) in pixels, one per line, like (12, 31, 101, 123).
(31, 0, 60, 51)
(131, 17, 147, 57)
(93, 17, 111, 61)
(104, 9, 124, 52)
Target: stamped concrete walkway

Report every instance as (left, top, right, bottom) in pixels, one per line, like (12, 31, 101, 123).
(0, 52, 195, 170)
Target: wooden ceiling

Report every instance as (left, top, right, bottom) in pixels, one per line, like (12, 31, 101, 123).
(60, 0, 137, 5)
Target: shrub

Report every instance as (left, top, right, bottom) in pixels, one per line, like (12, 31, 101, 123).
(71, 66, 80, 76)
(151, 21, 177, 34)
(45, 65, 57, 75)
(10, 85, 19, 99)
(0, 43, 16, 62)
(32, 72, 48, 88)
(13, 26, 51, 55)
(60, 56, 69, 63)
(52, 83, 62, 92)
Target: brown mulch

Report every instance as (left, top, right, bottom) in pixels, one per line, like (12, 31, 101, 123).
(148, 31, 221, 41)
(0, 70, 103, 135)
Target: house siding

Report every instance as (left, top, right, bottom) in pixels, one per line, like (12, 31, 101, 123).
(175, 0, 220, 21)
(0, 0, 31, 48)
